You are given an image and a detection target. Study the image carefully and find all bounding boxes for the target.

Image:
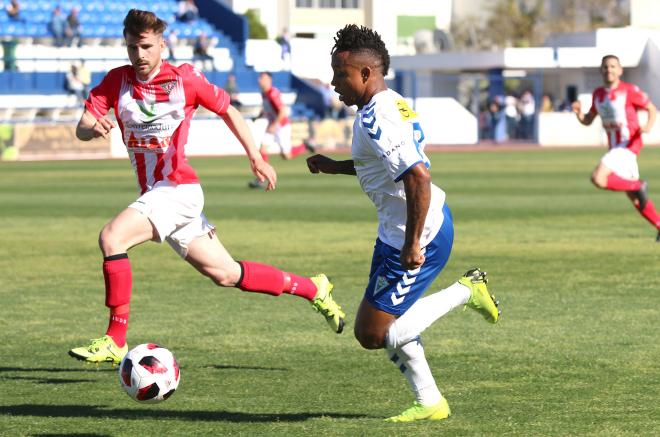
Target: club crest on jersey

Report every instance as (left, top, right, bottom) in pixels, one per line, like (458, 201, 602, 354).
(396, 99, 417, 121)
(160, 80, 176, 95)
(373, 275, 389, 296)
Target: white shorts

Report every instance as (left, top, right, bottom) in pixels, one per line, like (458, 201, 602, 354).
(128, 181, 214, 259)
(601, 147, 640, 180)
(262, 123, 292, 154)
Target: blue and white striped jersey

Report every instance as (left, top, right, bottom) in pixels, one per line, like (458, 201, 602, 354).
(352, 89, 446, 250)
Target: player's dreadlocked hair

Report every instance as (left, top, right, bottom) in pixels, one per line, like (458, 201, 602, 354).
(331, 24, 390, 75)
(123, 9, 167, 38)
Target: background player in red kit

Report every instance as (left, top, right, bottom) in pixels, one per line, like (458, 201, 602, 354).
(248, 71, 314, 188)
(573, 54, 659, 240)
(68, 9, 345, 365)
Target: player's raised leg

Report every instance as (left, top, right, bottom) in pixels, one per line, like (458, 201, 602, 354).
(69, 208, 157, 364)
(591, 162, 642, 192)
(184, 231, 345, 333)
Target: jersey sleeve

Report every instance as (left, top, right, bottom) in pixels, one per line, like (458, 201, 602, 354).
(85, 68, 120, 118)
(628, 84, 651, 109)
(361, 109, 428, 182)
(181, 64, 230, 116)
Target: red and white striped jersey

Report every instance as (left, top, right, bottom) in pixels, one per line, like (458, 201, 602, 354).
(588, 81, 650, 154)
(261, 86, 290, 127)
(85, 62, 230, 193)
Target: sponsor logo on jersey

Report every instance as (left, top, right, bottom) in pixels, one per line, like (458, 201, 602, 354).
(396, 99, 417, 121)
(126, 132, 172, 152)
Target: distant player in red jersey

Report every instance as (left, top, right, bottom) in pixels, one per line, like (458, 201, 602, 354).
(68, 9, 345, 365)
(248, 71, 314, 188)
(573, 54, 659, 241)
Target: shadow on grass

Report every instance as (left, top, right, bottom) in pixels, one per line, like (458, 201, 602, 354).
(0, 367, 114, 373)
(0, 375, 96, 385)
(207, 364, 289, 372)
(0, 404, 369, 422)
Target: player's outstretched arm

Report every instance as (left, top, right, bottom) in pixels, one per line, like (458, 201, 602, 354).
(75, 108, 116, 141)
(572, 101, 596, 126)
(221, 105, 277, 190)
(306, 154, 356, 175)
(642, 102, 657, 133)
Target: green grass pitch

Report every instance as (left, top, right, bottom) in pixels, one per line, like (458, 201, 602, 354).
(1, 148, 659, 436)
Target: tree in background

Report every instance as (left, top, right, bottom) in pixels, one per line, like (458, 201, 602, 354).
(451, 0, 629, 50)
(245, 8, 267, 39)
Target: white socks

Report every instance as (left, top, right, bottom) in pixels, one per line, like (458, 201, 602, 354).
(384, 282, 471, 406)
(385, 282, 470, 350)
(387, 336, 441, 406)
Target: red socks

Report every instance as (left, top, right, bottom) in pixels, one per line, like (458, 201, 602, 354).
(636, 199, 660, 228)
(103, 254, 132, 347)
(606, 174, 642, 192)
(238, 261, 317, 301)
(106, 312, 129, 347)
(260, 149, 269, 163)
(290, 144, 307, 158)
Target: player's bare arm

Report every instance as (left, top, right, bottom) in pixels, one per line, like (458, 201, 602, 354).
(641, 102, 657, 133)
(572, 101, 596, 126)
(222, 105, 277, 190)
(75, 108, 116, 141)
(401, 163, 431, 271)
(306, 154, 357, 175)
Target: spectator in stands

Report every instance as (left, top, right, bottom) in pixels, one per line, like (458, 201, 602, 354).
(518, 90, 536, 140)
(66, 63, 87, 105)
(224, 73, 241, 108)
(193, 32, 215, 71)
(320, 82, 345, 120)
(541, 93, 555, 112)
(488, 98, 507, 143)
(65, 6, 82, 47)
(166, 30, 178, 62)
(49, 5, 67, 47)
(276, 28, 292, 70)
(503, 94, 519, 139)
(177, 0, 199, 23)
(5, 0, 22, 21)
(77, 60, 91, 98)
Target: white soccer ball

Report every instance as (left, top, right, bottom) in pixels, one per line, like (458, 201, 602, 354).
(119, 343, 180, 403)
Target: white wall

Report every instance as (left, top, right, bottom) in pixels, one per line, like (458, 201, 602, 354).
(411, 97, 478, 144)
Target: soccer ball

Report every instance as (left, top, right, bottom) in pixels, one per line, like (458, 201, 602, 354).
(119, 343, 180, 403)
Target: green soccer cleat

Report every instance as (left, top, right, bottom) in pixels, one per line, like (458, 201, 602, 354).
(460, 268, 500, 323)
(310, 274, 345, 334)
(385, 398, 451, 422)
(68, 335, 127, 365)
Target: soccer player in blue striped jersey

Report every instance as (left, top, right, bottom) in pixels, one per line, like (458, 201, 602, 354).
(307, 24, 500, 422)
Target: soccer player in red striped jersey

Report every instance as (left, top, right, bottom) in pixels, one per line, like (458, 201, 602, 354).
(573, 54, 659, 241)
(248, 71, 315, 188)
(68, 9, 345, 366)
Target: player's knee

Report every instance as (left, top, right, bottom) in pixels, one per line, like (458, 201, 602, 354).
(207, 269, 237, 288)
(354, 327, 385, 350)
(590, 173, 606, 188)
(98, 226, 122, 255)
